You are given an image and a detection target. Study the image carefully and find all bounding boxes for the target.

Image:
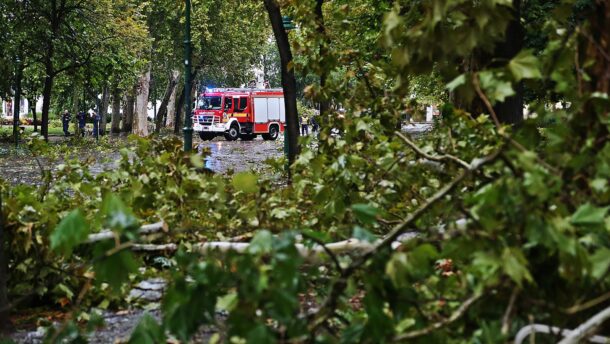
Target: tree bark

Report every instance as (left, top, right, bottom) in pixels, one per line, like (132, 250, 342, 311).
(166, 76, 179, 129)
(111, 88, 122, 135)
(40, 0, 59, 141)
(491, 0, 524, 124)
(0, 187, 8, 331)
(122, 87, 135, 133)
(41, 67, 54, 141)
(264, 0, 300, 171)
(173, 83, 184, 135)
(99, 86, 110, 135)
(13, 63, 22, 145)
(315, 0, 330, 120)
(134, 69, 151, 136)
(155, 70, 180, 133)
(72, 86, 81, 137)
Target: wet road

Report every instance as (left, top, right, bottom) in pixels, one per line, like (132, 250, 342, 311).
(197, 136, 284, 173)
(1, 123, 432, 184)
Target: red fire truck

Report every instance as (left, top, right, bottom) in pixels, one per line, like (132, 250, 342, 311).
(193, 88, 285, 141)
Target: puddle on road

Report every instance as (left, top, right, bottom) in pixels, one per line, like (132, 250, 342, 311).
(197, 137, 283, 173)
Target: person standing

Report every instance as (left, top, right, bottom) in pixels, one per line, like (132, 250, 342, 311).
(76, 111, 86, 137)
(61, 110, 72, 137)
(300, 114, 309, 136)
(310, 115, 319, 133)
(91, 111, 100, 138)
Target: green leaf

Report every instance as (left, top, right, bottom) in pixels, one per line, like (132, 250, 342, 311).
(189, 154, 204, 168)
(351, 203, 379, 225)
(395, 317, 416, 333)
(216, 292, 237, 312)
(50, 209, 90, 257)
(502, 248, 533, 287)
(571, 203, 609, 226)
(246, 324, 276, 344)
(102, 193, 138, 231)
(248, 230, 273, 254)
(93, 242, 139, 292)
(352, 226, 377, 243)
(479, 71, 515, 103)
(128, 313, 165, 344)
(590, 248, 610, 280)
(508, 50, 542, 81)
(446, 74, 466, 92)
(232, 172, 259, 194)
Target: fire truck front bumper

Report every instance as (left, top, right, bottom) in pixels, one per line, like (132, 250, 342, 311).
(193, 122, 226, 133)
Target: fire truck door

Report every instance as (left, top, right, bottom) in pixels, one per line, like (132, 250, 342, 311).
(224, 96, 234, 116)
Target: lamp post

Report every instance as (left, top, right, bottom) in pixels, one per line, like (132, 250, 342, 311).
(281, 16, 295, 166)
(183, 0, 193, 152)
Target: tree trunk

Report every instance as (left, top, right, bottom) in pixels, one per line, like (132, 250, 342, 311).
(166, 76, 179, 129)
(315, 0, 330, 120)
(264, 0, 300, 172)
(99, 86, 110, 135)
(122, 87, 135, 133)
(134, 69, 151, 136)
(41, 0, 59, 142)
(155, 70, 180, 133)
(111, 88, 122, 135)
(492, 0, 524, 124)
(41, 67, 53, 141)
(72, 86, 81, 137)
(173, 83, 184, 135)
(0, 183, 8, 331)
(13, 63, 22, 146)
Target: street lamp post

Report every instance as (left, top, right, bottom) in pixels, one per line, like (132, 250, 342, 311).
(183, 0, 193, 152)
(281, 16, 295, 168)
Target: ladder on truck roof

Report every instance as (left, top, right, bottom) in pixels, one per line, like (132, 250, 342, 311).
(204, 88, 283, 93)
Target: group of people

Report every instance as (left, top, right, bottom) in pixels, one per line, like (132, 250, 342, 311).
(61, 110, 101, 137)
(299, 114, 319, 136)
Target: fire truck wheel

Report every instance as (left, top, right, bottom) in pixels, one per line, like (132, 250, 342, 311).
(263, 125, 279, 141)
(198, 132, 214, 141)
(224, 124, 240, 141)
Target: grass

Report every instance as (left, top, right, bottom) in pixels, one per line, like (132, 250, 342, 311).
(0, 124, 109, 137)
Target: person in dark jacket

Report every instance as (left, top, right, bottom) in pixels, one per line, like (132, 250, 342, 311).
(76, 111, 86, 137)
(61, 110, 72, 136)
(91, 111, 100, 138)
(310, 115, 319, 133)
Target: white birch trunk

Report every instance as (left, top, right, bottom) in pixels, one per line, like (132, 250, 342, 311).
(133, 68, 151, 136)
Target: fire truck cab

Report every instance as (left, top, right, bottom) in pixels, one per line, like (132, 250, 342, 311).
(193, 88, 285, 141)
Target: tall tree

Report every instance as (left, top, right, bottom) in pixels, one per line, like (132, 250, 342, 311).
(122, 88, 135, 133)
(134, 68, 151, 136)
(155, 70, 180, 132)
(264, 0, 300, 171)
(0, 191, 8, 331)
(33, 0, 97, 140)
(110, 88, 122, 134)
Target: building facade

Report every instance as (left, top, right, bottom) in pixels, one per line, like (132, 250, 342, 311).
(1, 97, 44, 117)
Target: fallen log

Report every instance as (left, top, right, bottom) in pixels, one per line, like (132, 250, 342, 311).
(86, 221, 166, 243)
(130, 237, 411, 262)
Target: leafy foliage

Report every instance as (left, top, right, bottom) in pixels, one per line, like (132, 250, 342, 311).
(1, 0, 610, 343)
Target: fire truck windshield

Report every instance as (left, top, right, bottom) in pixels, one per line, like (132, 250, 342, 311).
(198, 96, 222, 110)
